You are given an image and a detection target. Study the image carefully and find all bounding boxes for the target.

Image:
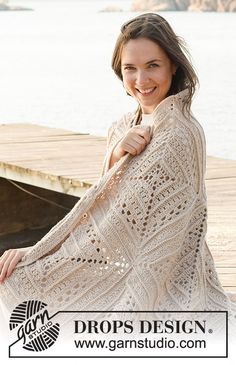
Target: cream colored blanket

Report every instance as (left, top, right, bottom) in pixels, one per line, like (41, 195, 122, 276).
(0, 89, 235, 319)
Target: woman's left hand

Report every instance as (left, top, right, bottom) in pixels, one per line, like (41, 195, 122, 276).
(0, 247, 29, 283)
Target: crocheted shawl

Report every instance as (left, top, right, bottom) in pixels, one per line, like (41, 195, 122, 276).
(0, 89, 234, 317)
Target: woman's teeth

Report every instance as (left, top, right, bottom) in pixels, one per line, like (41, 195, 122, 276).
(138, 87, 156, 95)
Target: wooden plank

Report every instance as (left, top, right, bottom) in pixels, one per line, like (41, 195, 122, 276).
(0, 123, 106, 192)
(211, 253, 236, 268)
(206, 169, 236, 289)
(217, 271, 236, 287)
(206, 155, 236, 179)
(223, 287, 236, 292)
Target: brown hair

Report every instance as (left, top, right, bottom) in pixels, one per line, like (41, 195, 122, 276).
(111, 13, 199, 119)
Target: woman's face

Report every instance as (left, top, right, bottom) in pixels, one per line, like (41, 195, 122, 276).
(121, 37, 176, 114)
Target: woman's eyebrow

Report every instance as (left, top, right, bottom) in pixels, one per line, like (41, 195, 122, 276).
(146, 59, 162, 64)
(122, 59, 162, 66)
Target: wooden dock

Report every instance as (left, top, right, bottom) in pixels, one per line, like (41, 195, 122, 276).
(0, 123, 235, 292)
(205, 156, 236, 292)
(0, 123, 106, 197)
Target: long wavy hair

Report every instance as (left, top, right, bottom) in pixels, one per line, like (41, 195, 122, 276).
(112, 13, 199, 121)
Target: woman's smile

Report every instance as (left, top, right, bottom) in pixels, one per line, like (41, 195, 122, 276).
(136, 87, 157, 96)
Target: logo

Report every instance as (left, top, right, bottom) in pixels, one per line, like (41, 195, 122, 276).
(9, 300, 60, 352)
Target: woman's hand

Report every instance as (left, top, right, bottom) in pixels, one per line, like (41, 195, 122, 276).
(117, 125, 151, 157)
(0, 247, 29, 283)
(109, 125, 151, 168)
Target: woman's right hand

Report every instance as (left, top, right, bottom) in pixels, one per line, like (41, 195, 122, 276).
(0, 247, 29, 283)
(109, 125, 152, 168)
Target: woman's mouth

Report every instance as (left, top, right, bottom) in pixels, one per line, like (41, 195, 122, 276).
(136, 87, 156, 96)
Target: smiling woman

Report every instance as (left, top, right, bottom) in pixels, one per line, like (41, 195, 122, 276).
(0, 13, 236, 338)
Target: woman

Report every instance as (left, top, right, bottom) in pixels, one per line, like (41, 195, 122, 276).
(0, 13, 235, 318)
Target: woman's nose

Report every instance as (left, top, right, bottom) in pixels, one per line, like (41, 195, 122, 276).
(136, 70, 150, 85)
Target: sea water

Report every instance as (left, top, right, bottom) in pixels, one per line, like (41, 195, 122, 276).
(0, 0, 235, 159)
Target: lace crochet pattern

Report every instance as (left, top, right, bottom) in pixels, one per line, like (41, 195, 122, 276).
(1, 90, 235, 324)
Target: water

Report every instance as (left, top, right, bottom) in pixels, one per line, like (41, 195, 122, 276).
(0, 0, 236, 159)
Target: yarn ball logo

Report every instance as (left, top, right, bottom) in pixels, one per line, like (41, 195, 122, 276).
(9, 300, 60, 352)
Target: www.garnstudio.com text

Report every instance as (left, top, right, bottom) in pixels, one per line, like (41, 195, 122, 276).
(74, 337, 206, 351)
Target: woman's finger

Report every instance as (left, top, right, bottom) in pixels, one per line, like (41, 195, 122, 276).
(6, 251, 23, 277)
(124, 131, 148, 147)
(130, 133, 148, 146)
(124, 140, 144, 155)
(122, 141, 138, 155)
(0, 250, 12, 271)
(0, 250, 18, 282)
(136, 127, 151, 144)
(129, 126, 151, 144)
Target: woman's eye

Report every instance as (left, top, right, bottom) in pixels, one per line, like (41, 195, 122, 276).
(124, 66, 135, 71)
(149, 63, 159, 68)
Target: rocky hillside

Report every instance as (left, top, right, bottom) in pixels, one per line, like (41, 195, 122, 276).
(0, 0, 32, 10)
(0, 0, 8, 10)
(131, 0, 236, 12)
